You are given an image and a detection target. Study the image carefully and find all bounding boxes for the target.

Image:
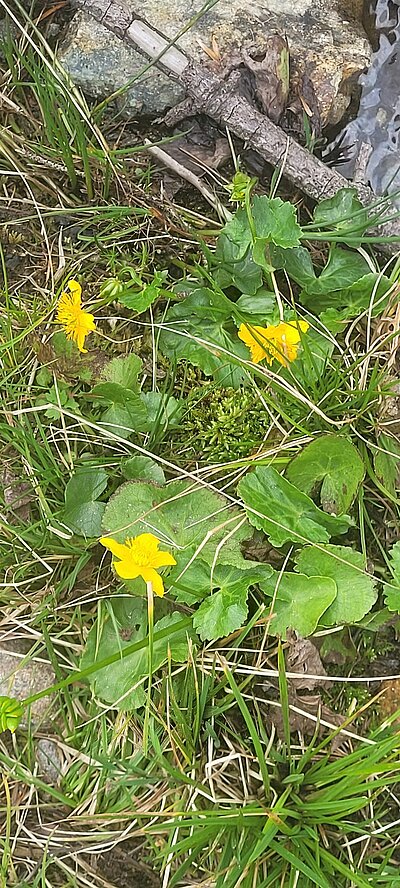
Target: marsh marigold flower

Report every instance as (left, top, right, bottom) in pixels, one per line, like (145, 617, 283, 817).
(238, 320, 309, 367)
(100, 532, 176, 597)
(56, 279, 96, 353)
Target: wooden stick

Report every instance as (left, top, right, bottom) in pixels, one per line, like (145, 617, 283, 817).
(144, 138, 230, 220)
(73, 0, 400, 253)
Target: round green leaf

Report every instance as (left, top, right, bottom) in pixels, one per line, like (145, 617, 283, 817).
(286, 435, 365, 515)
(259, 570, 337, 637)
(294, 545, 377, 626)
(80, 603, 191, 710)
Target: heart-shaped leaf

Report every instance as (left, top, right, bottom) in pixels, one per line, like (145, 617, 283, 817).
(295, 545, 377, 626)
(81, 599, 191, 709)
(160, 287, 249, 388)
(62, 466, 108, 537)
(238, 466, 352, 548)
(259, 570, 337, 637)
(286, 435, 365, 515)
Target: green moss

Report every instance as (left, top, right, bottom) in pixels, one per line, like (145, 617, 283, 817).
(170, 385, 272, 463)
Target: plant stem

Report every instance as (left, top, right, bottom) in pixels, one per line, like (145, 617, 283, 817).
(143, 581, 154, 753)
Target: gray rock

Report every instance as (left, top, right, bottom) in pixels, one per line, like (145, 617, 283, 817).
(0, 647, 56, 726)
(36, 738, 62, 784)
(58, 0, 370, 125)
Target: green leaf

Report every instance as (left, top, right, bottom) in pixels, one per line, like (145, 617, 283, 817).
(36, 367, 52, 387)
(238, 466, 352, 548)
(65, 466, 108, 508)
(102, 479, 251, 557)
(285, 435, 365, 514)
(63, 501, 105, 537)
(35, 385, 80, 419)
(222, 196, 301, 262)
(318, 307, 353, 334)
(122, 455, 166, 484)
(81, 600, 191, 709)
(100, 401, 149, 439)
(221, 208, 252, 260)
(92, 382, 144, 405)
(52, 331, 79, 359)
(213, 233, 263, 295)
(303, 273, 392, 316)
(160, 287, 249, 387)
(251, 195, 302, 248)
(373, 434, 400, 496)
(62, 466, 108, 536)
(172, 557, 272, 606)
(100, 354, 142, 391)
(383, 542, 400, 613)
(236, 290, 278, 324)
(270, 245, 316, 288)
(93, 364, 149, 437)
(193, 581, 248, 641)
(259, 570, 337, 637)
(295, 545, 377, 626)
(300, 247, 370, 299)
(141, 392, 183, 431)
(312, 188, 370, 245)
(119, 270, 167, 313)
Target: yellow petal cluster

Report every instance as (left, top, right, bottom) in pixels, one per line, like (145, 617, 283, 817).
(56, 279, 96, 353)
(100, 532, 177, 598)
(238, 320, 309, 367)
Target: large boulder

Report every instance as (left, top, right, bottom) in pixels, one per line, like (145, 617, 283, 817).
(58, 0, 370, 126)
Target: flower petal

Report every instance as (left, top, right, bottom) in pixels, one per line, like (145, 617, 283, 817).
(56, 293, 74, 322)
(238, 324, 270, 364)
(76, 333, 88, 353)
(67, 279, 82, 304)
(114, 561, 142, 581)
(141, 568, 165, 597)
(133, 532, 161, 552)
(100, 537, 130, 561)
(151, 550, 177, 569)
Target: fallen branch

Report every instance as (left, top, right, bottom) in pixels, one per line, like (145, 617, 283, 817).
(72, 0, 400, 253)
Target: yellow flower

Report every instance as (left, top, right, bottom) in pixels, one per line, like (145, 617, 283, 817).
(56, 279, 96, 353)
(238, 320, 309, 367)
(100, 532, 177, 597)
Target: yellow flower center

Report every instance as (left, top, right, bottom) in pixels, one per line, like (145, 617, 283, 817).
(125, 536, 158, 567)
(100, 532, 177, 597)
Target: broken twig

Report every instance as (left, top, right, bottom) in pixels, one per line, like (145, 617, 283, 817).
(144, 139, 230, 221)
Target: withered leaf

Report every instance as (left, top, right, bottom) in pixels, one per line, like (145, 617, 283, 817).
(286, 630, 331, 691)
(1, 465, 31, 522)
(242, 36, 289, 124)
(266, 690, 345, 746)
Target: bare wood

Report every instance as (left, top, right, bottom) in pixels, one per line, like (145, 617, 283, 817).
(73, 0, 400, 253)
